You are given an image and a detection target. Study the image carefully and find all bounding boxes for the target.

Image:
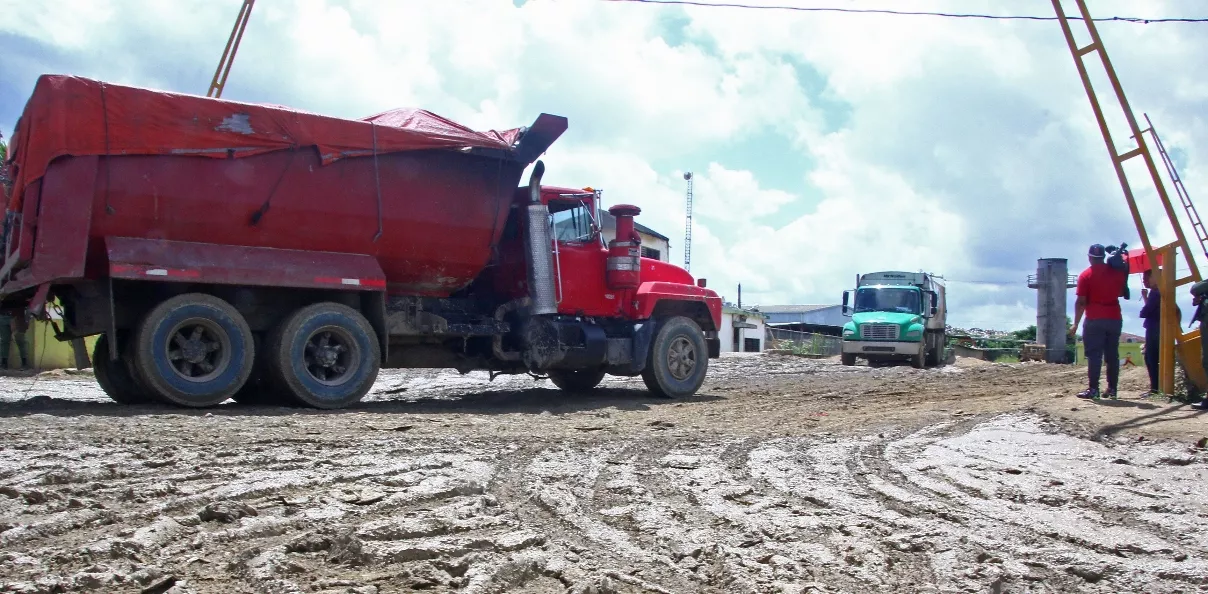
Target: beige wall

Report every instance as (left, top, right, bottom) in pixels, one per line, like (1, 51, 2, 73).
(1, 319, 97, 370)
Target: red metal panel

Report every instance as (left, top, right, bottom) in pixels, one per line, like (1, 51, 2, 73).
(104, 237, 386, 291)
(80, 148, 522, 298)
(633, 282, 724, 330)
(31, 156, 97, 282)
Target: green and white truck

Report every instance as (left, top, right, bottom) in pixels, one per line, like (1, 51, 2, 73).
(840, 271, 947, 368)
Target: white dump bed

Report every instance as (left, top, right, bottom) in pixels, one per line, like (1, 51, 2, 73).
(858, 271, 927, 287)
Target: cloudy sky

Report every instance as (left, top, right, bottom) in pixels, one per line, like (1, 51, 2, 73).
(3, 0, 1207, 336)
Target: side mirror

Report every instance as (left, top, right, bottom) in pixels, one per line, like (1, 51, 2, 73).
(929, 290, 939, 315)
(842, 291, 852, 316)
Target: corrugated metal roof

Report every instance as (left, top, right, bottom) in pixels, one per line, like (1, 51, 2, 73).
(757, 304, 841, 314)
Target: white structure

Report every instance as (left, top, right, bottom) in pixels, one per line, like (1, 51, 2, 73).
(599, 210, 670, 262)
(719, 304, 766, 353)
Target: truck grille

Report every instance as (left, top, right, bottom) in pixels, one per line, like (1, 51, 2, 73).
(860, 324, 900, 340)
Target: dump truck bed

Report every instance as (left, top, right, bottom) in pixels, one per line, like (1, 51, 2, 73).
(1, 75, 566, 299)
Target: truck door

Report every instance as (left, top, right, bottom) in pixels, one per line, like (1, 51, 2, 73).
(547, 198, 617, 316)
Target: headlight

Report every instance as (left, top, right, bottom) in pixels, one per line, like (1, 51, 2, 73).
(906, 328, 922, 338)
(843, 328, 856, 336)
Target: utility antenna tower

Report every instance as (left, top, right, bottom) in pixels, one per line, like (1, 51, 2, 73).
(683, 171, 694, 272)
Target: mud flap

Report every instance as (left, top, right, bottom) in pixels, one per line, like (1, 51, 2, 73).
(626, 319, 658, 375)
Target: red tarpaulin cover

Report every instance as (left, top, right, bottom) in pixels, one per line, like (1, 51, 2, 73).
(3, 74, 526, 211)
(1125, 248, 1163, 273)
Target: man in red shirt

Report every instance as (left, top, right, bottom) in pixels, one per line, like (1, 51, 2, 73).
(1070, 244, 1128, 399)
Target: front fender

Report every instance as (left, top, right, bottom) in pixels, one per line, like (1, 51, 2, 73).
(633, 281, 723, 331)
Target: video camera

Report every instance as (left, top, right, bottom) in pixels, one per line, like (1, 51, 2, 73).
(1103, 242, 1130, 300)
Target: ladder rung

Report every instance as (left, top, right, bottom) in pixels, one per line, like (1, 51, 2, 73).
(1115, 147, 1143, 163)
(1177, 276, 1197, 287)
(1077, 43, 1099, 56)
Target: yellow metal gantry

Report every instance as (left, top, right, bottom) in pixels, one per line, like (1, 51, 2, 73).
(207, 0, 256, 99)
(1052, 0, 1206, 396)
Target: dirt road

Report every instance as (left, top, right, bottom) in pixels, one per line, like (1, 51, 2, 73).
(0, 354, 1205, 593)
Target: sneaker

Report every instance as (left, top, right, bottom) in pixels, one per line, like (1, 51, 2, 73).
(1140, 390, 1158, 399)
(1192, 400, 1208, 410)
(1104, 388, 1118, 400)
(1076, 388, 1100, 400)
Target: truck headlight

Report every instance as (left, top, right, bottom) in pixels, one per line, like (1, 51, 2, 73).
(843, 328, 855, 337)
(906, 328, 922, 338)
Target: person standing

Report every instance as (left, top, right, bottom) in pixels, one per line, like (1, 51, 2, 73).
(0, 311, 29, 370)
(1139, 269, 1171, 396)
(1070, 244, 1127, 400)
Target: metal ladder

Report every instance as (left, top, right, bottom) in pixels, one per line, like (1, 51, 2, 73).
(1139, 113, 1208, 263)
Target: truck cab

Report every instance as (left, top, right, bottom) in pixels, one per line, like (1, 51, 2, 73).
(840, 271, 946, 368)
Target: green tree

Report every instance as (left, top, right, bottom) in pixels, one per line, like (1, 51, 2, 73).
(0, 135, 8, 190)
(1010, 325, 1037, 342)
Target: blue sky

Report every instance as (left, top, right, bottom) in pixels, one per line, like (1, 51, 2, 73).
(3, 0, 1208, 337)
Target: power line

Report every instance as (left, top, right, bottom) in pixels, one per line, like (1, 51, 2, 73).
(598, 0, 1208, 24)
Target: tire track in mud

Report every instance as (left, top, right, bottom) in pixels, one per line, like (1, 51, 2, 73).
(0, 358, 1205, 593)
(1, 417, 1206, 593)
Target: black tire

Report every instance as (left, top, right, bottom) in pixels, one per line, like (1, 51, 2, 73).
(911, 346, 926, 369)
(132, 293, 254, 407)
(841, 353, 856, 366)
(267, 302, 380, 410)
(641, 316, 708, 398)
(231, 333, 290, 406)
(549, 369, 606, 392)
(925, 333, 944, 366)
(93, 333, 154, 405)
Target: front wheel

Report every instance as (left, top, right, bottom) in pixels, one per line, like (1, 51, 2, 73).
(642, 316, 708, 398)
(911, 345, 926, 369)
(549, 369, 606, 392)
(841, 352, 856, 366)
(268, 302, 380, 409)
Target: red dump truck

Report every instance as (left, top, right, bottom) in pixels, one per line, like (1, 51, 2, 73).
(0, 75, 722, 409)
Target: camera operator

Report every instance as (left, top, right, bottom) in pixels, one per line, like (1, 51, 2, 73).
(1070, 244, 1127, 399)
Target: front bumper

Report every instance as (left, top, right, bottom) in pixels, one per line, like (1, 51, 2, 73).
(842, 340, 922, 356)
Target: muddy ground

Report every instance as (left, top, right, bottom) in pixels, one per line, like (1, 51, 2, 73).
(0, 354, 1206, 594)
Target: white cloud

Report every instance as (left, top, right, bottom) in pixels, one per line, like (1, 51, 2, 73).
(4, 0, 1208, 337)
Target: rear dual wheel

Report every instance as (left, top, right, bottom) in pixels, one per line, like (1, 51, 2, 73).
(266, 303, 380, 409)
(549, 369, 606, 392)
(131, 294, 254, 407)
(124, 295, 378, 410)
(93, 333, 155, 405)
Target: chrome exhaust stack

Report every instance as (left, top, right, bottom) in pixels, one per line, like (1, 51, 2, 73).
(524, 161, 557, 315)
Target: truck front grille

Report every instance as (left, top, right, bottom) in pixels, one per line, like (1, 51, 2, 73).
(860, 323, 900, 340)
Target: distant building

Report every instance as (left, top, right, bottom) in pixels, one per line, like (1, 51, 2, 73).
(720, 304, 766, 353)
(759, 304, 846, 335)
(1120, 332, 1143, 344)
(599, 210, 670, 262)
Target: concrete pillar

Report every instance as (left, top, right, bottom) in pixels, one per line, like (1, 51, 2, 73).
(1034, 258, 1071, 363)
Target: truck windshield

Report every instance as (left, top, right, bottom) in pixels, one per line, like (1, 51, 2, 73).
(854, 287, 921, 314)
(550, 200, 595, 243)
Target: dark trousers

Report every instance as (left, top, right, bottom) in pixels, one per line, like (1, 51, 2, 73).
(1084, 318, 1123, 391)
(1144, 326, 1160, 391)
